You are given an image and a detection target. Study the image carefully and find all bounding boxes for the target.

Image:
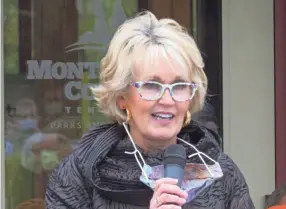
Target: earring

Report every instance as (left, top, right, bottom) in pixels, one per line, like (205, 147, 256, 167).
(183, 111, 191, 127)
(125, 108, 132, 123)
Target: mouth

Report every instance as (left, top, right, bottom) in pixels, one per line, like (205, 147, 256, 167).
(151, 112, 175, 120)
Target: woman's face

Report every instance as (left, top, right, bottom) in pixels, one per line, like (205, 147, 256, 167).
(120, 56, 191, 145)
(15, 103, 38, 131)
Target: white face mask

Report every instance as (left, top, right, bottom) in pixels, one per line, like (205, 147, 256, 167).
(122, 122, 223, 203)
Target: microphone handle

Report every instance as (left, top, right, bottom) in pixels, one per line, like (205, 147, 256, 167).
(164, 164, 184, 187)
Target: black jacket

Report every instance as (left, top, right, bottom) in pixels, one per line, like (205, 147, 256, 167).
(45, 122, 255, 209)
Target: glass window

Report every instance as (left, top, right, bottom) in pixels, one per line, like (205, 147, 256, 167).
(3, 0, 19, 75)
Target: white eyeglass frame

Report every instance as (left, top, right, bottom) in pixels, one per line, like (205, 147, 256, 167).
(130, 81, 198, 102)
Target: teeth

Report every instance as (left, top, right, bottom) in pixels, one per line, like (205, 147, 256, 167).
(157, 114, 172, 118)
(152, 113, 174, 120)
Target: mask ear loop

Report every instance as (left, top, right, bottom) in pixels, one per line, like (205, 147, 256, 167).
(177, 137, 218, 178)
(122, 122, 149, 182)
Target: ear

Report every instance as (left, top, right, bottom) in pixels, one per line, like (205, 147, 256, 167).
(117, 95, 127, 109)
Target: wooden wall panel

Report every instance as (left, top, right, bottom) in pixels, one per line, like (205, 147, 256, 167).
(172, 0, 191, 30)
(148, 0, 192, 30)
(148, 0, 172, 19)
(18, 0, 31, 74)
(32, 0, 78, 198)
(274, 0, 286, 187)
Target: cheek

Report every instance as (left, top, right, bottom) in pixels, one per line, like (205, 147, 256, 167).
(177, 103, 190, 117)
(132, 100, 154, 117)
(127, 89, 154, 117)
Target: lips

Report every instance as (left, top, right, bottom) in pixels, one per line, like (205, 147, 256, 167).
(151, 112, 175, 120)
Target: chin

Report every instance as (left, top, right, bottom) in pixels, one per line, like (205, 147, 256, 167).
(148, 127, 179, 141)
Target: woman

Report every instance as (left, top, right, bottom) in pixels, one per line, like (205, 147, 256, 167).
(46, 11, 254, 209)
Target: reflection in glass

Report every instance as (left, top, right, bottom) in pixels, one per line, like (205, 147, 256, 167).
(4, 0, 137, 208)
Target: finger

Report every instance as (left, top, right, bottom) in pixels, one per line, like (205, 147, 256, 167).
(157, 204, 181, 209)
(155, 178, 178, 191)
(159, 193, 186, 206)
(156, 184, 188, 199)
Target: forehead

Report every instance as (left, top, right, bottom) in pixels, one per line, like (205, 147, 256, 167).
(133, 49, 190, 82)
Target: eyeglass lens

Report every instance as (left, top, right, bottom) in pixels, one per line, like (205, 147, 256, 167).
(139, 82, 194, 101)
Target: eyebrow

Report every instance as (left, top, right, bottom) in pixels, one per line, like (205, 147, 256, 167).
(146, 75, 188, 83)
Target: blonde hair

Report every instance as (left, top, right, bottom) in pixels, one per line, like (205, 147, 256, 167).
(92, 11, 208, 123)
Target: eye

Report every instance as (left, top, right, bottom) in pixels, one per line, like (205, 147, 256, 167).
(173, 83, 189, 90)
(142, 82, 161, 90)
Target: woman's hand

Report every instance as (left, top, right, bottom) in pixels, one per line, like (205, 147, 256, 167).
(150, 178, 188, 209)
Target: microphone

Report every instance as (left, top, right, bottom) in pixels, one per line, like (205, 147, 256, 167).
(163, 144, 186, 187)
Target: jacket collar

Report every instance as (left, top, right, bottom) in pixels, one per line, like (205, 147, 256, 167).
(75, 121, 221, 206)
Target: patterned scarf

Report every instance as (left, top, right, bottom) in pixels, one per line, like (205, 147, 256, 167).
(76, 121, 221, 206)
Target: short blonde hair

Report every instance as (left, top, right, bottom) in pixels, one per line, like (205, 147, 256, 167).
(92, 11, 208, 123)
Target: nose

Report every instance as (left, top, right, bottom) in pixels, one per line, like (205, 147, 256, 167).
(158, 88, 175, 105)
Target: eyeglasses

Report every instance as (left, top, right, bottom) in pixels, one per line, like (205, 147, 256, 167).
(130, 81, 198, 102)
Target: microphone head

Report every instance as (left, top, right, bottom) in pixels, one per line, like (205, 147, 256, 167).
(163, 144, 187, 167)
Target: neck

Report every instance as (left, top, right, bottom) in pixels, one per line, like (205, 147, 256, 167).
(129, 126, 177, 153)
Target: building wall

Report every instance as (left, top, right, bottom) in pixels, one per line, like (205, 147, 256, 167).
(274, 0, 286, 187)
(222, 0, 275, 208)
